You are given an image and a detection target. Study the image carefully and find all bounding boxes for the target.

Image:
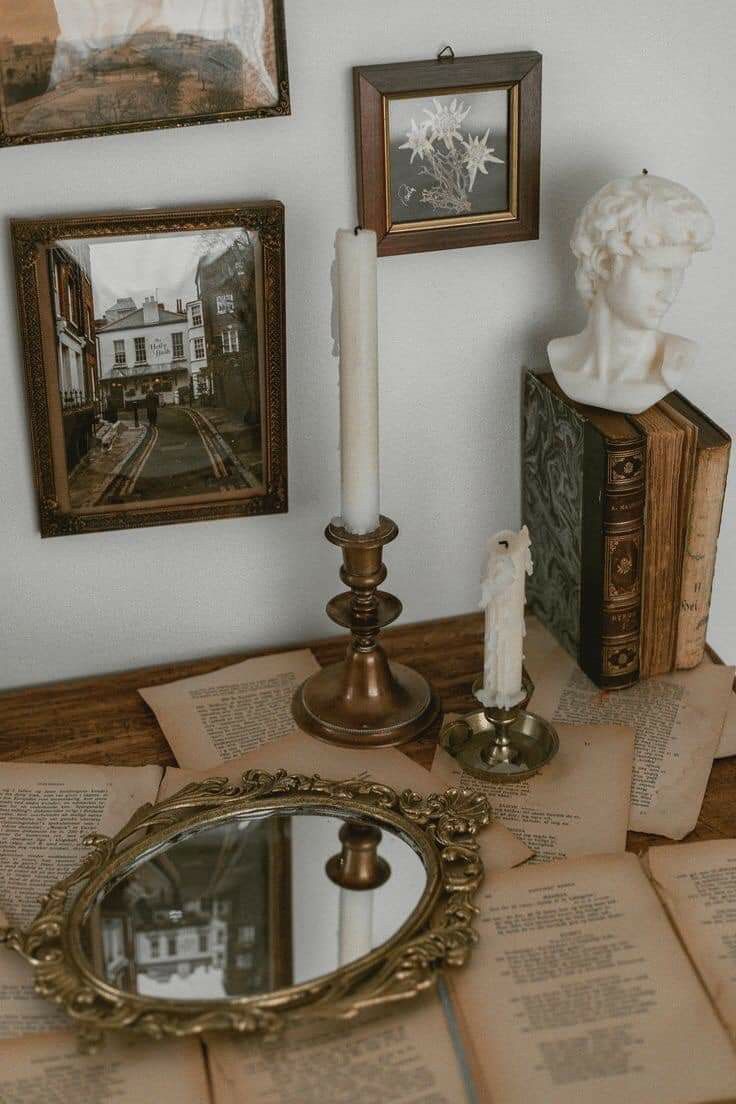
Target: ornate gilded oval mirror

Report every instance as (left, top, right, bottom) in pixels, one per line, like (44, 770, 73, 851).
(4, 770, 489, 1046)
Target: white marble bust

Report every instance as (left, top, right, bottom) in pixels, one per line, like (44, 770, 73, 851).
(548, 174, 713, 414)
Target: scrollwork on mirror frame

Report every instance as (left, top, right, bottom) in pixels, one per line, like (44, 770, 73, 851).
(0, 770, 490, 1051)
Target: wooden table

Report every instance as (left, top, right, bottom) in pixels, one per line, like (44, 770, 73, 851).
(1, 612, 734, 853)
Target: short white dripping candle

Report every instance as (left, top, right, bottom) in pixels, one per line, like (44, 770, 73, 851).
(335, 228, 380, 534)
(475, 527, 533, 710)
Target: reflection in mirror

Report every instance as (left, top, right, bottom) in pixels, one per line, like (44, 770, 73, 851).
(85, 812, 428, 1003)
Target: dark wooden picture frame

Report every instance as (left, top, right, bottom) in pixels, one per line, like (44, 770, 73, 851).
(12, 202, 287, 538)
(0, 1, 290, 148)
(354, 51, 541, 257)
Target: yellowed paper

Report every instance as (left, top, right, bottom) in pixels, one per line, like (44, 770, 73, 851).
(0, 1031, 209, 1103)
(207, 997, 473, 1104)
(453, 852, 736, 1104)
(716, 691, 736, 759)
(649, 839, 736, 1038)
(140, 649, 320, 767)
(523, 616, 734, 839)
(0, 954, 70, 1040)
(0, 761, 162, 1039)
(157, 728, 533, 874)
(432, 722, 635, 861)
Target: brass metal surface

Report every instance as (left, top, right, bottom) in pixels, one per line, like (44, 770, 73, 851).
(439, 671, 559, 782)
(325, 821, 391, 890)
(292, 517, 440, 748)
(0, 769, 489, 1048)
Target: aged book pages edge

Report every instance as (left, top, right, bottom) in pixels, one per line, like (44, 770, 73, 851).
(632, 405, 688, 678)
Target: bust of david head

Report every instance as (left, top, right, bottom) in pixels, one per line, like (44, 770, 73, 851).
(548, 174, 713, 415)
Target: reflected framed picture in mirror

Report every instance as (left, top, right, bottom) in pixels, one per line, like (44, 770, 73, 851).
(12, 202, 287, 537)
(0, 0, 290, 147)
(354, 51, 541, 256)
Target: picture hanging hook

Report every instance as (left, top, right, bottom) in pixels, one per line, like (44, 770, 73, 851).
(437, 45, 455, 62)
(642, 168, 649, 175)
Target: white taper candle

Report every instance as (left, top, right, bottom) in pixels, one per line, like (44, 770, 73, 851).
(476, 527, 533, 710)
(335, 228, 380, 534)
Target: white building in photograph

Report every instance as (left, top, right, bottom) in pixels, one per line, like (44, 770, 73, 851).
(186, 298, 209, 399)
(96, 296, 192, 407)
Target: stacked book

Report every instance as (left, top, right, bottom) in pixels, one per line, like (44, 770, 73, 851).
(523, 370, 731, 689)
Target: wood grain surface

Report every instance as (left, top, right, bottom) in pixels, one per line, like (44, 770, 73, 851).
(0, 612, 733, 854)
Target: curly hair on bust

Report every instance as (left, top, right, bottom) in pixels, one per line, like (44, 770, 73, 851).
(571, 175, 713, 305)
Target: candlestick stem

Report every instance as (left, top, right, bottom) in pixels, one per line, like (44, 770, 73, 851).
(292, 516, 439, 748)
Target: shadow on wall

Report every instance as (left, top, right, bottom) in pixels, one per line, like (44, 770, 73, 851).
(516, 159, 624, 519)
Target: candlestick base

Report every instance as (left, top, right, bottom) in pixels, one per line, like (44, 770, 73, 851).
(292, 516, 440, 749)
(439, 671, 559, 782)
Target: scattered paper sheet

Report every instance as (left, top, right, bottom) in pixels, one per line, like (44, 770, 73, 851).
(649, 839, 736, 1038)
(0, 1031, 209, 1104)
(207, 998, 475, 1104)
(523, 617, 734, 839)
(140, 649, 320, 767)
(453, 853, 736, 1104)
(157, 728, 533, 875)
(432, 721, 635, 862)
(0, 761, 162, 1039)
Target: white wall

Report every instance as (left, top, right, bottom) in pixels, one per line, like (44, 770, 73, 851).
(1, 0, 734, 691)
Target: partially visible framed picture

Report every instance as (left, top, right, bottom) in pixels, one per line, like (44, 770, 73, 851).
(354, 51, 541, 256)
(0, 0, 289, 147)
(12, 202, 287, 537)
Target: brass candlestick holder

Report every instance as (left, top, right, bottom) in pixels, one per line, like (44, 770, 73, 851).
(292, 515, 439, 748)
(439, 669, 559, 782)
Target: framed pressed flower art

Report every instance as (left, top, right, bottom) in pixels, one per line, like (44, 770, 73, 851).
(354, 51, 541, 256)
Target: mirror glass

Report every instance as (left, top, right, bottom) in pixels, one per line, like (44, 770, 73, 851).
(83, 811, 428, 1002)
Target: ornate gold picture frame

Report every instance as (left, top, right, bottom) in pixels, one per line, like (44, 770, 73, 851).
(0, 770, 489, 1049)
(12, 203, 287, 536)
(0, 1, 290, 148)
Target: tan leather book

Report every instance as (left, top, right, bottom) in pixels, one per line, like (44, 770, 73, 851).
(631, 404, 697, 678)
(662, 393, 731, 669)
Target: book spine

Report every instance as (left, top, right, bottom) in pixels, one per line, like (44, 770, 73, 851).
(581, 431, 645, 689)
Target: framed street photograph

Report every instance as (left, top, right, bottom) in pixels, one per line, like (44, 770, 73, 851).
(12, 202, 287, 537)
(0, 0, 289, 148)
(354, 51, 541, 256)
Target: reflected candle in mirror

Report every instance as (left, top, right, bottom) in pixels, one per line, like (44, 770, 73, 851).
(87, 811, 421, 1002)
(325, 820, 391, 965)
(335, 228, 380, 535)
(338, 888, 374, 966)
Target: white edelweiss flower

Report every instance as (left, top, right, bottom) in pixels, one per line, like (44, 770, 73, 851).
(399, 118, 433, 163)
(461, 128, 504, 190)
(423, 97, 471, 150)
